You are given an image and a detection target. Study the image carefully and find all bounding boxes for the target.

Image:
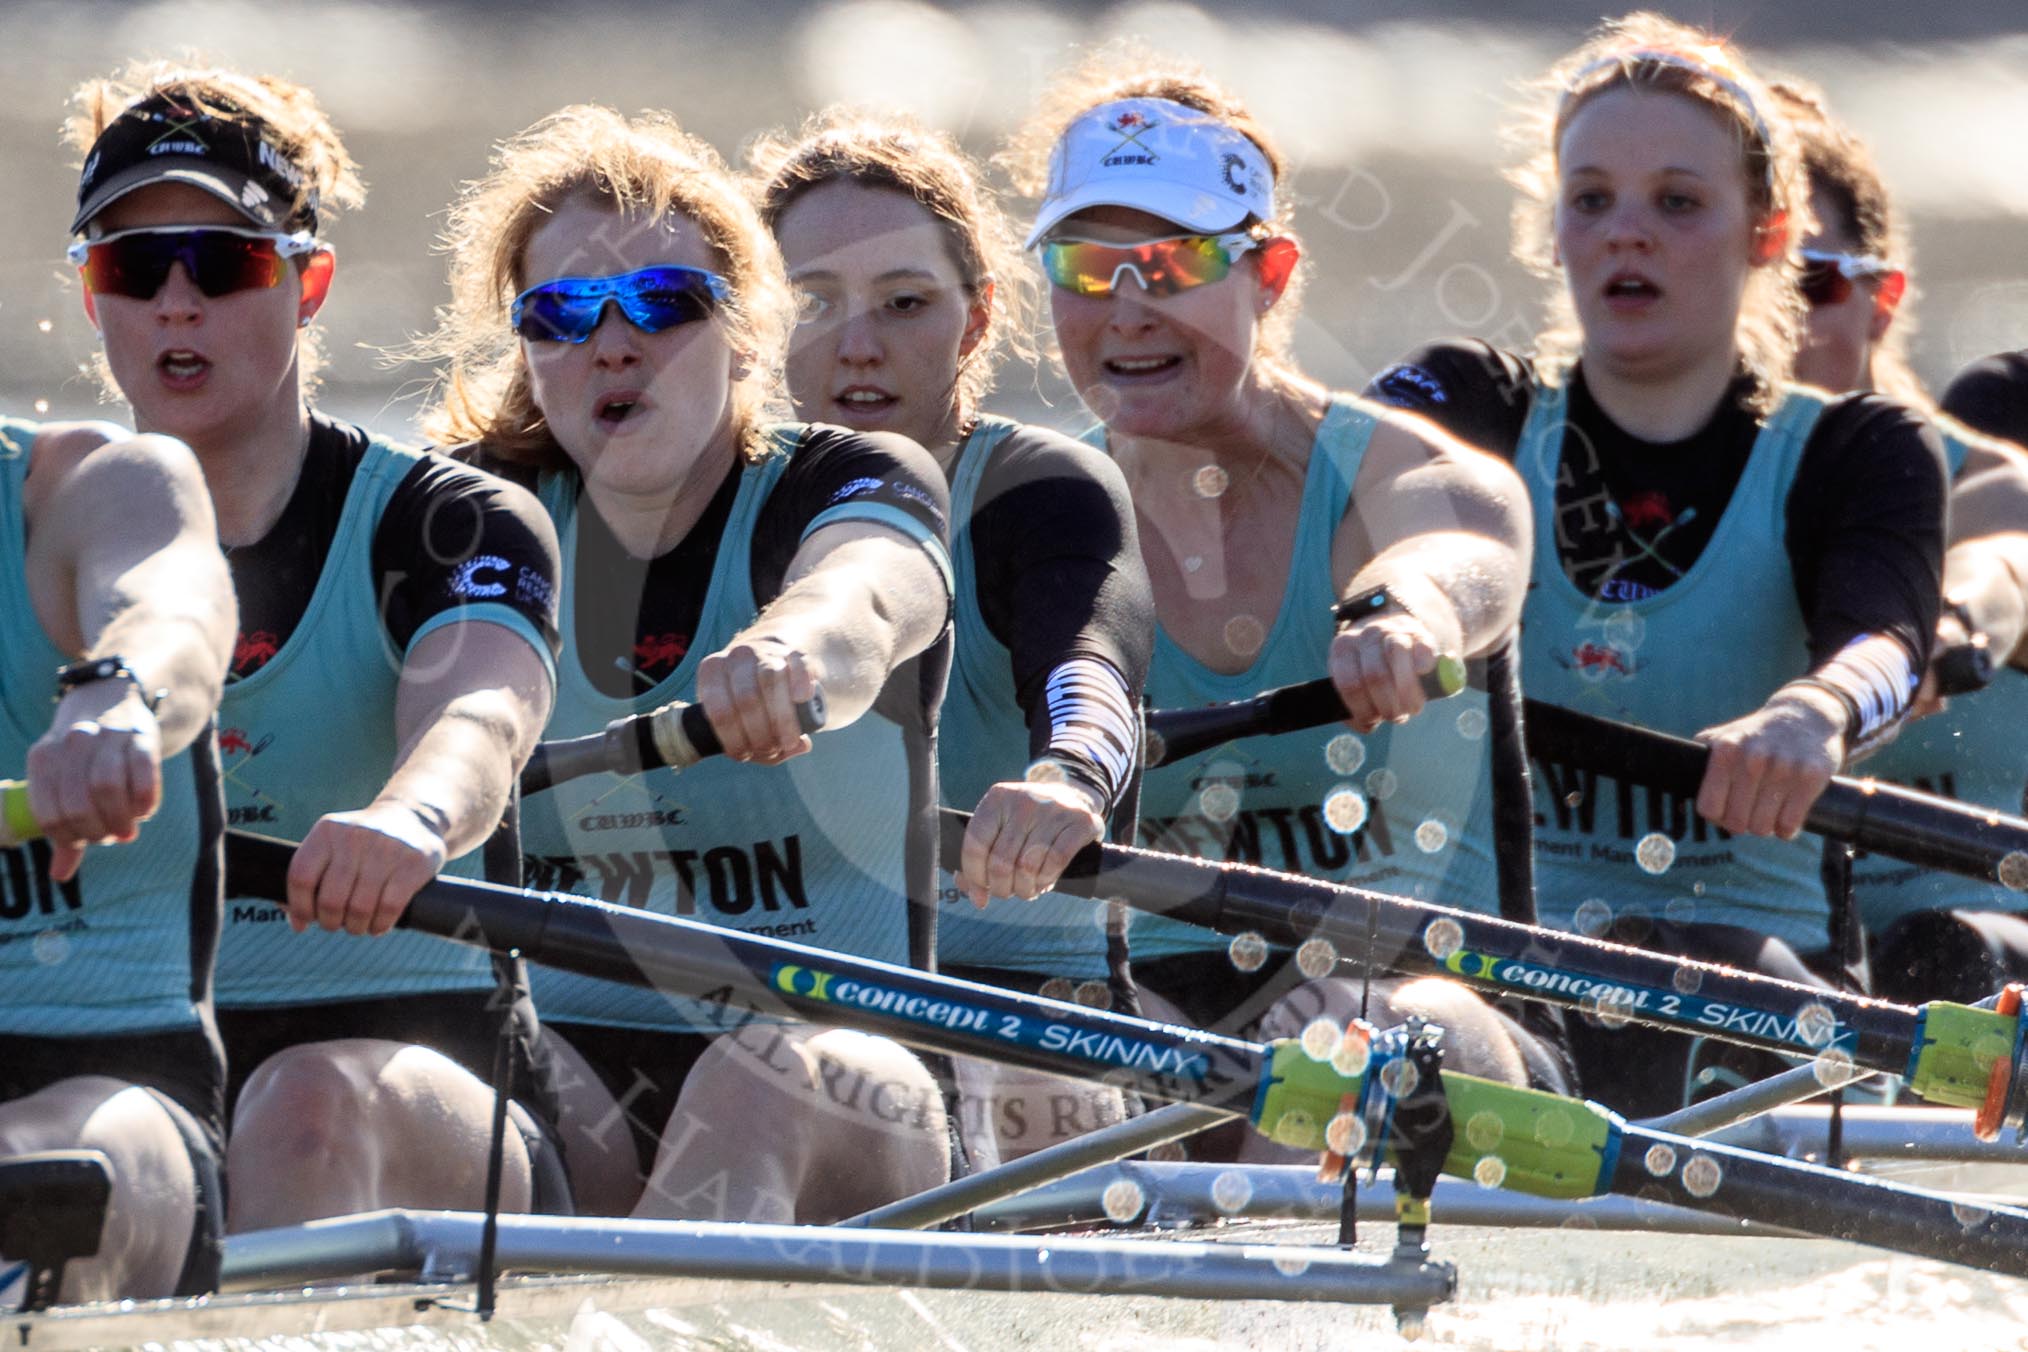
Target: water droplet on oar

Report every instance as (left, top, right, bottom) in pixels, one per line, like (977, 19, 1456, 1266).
(1074, 981, 1111, 1009)
(1465, 1110, 1505, 1151)
(1271, 1251, 1312, 1277)
(1228, 931, 1268, 973)
(1589, 987, 1638, 1031)
(1192, 464, 1230, 498)
(1953, 1200, 1992, 1230)
(2001, 851, 2028, 892)
(1325, 733, 1366, 775)
(1473, 1156, 1507, 1188)
(1326, 1112, 1367, 1157)
(1295, 937, 1338, 978)
(1211, 1169, 1254, 1214)
(1414, 819, 1449, 853)
(1332, 1033, 1372, 1077)
(1301, 1018, 1342, 1062)
(1795, 1002, 1837, 1049)
(1322, 785, 1368, 834)
(1101, 1179, 1145, 1222)
(1573, 898, 1613, 937)
(1673, 965, 1703, 995)
(1454, 707, 1488, 740)
(1680, 1154, 1723, 1199)
(1199, 782, 1240, 822)
(1377, 1058, 1420, 1097)
(1812, 1046, 1860, 1088)
(1664, 896, 1698, 924)
(1422, 917, 1463, 960)
(1635, 833, 1676, 875)
(1365, 768, 1398, 801)
(1644, 1144, 1677, 1177)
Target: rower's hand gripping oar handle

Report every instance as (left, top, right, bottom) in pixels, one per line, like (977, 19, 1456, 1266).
(1522, 697, 2028, 883)
(521, 692, 827, 794)
(0, 780, 35, 849)
(1144, 655, 1468, 769)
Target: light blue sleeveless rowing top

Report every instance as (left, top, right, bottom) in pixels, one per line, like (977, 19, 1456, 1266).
(1518, 381, 1833, 952)
(523, 427, 945, 1031)
(0, 417, 224, 1036)
(1122, 395, 1501, 960)
(1855, 429, 2028, 926)
(936, 416, 1111, 979)
(215, 433, 551, 1008)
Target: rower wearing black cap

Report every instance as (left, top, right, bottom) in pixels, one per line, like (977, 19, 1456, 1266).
(62, 62, 568, 1228)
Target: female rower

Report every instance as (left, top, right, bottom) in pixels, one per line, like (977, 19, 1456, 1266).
(0, 424, 233, 1299)
(422, 106, 956, 1220)
(1009, 49, 1567, 1108)
(748, 111, 1155, 1160)
(64, 64, 566, 1227)
(1365, 16, 1947, 1114)
(1770, 83, 2028, 1005)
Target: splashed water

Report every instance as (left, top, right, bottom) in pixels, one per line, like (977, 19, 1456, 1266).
(1322, 785, 1368, 834)
(1228, 931, 1269, 973)
(1635, 833, 1677, 875)
(1365, 768, 1398, 801)
(1325, 732, 1366, 775)
(1454, 707, 1488, 740)
(1572, 898, 1613, 937)
(1644, 1143, 1678, 1177)
(1473, 1156, 1508, 1188)
(1422, 917, 1464, 960)
(1301, 1018, 1342, 1062)
(1211, 1169, 1255, 1214)
(1199, 782, 1241, 823)
(1296, 937, 1339, 979)
(1680, 1154, 1723, 1199)
(1414, 819, 1449, 853)
(1192, 464, 1230, 498)
(1101, 1178, 1145, 1223)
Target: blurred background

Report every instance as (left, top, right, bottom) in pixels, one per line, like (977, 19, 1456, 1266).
(5, 0, 2025, 440)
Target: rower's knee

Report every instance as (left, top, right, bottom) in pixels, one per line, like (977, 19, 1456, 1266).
(1378, 978, 1528, 1086)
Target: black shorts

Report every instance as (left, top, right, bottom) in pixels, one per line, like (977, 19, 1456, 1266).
(218, 975, 572, 1212)
(2, 1024, 226, 1296)
(546, 1020, 720, 1179)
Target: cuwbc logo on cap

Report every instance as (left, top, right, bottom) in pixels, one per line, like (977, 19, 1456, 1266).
(1100, 108, 1161, 168)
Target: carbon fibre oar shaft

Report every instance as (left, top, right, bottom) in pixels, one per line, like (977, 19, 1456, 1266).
(1524, 699, 2028, 886)
(224, 829, 2028, 1277)
(933, 809, 2016, 1114)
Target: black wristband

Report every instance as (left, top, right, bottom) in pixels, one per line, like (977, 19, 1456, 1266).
(53, 656, 162, 712)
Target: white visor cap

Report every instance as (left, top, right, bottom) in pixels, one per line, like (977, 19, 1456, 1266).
(1024, 97, 1275, 250)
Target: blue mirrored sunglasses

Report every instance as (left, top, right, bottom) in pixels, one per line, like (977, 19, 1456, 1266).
(511, 265, 730, 343)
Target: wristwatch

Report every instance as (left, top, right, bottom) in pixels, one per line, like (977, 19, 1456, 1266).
(53, 656, 163, 712)
(1332, 583, 1416, 632)
(1934, 599, 1996, 697)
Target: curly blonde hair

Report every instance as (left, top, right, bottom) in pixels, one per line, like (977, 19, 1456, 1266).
(1506, 13, 1811, 414)
(64, 60, 365, 395)
(420, 105, 794, 468)
(1000, 41, 1307, 389)
(748, 108, 1034, 425)
(1769, 79, 1928, 412)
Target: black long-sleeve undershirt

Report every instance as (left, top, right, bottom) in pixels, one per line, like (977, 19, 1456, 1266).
(958, 425, 1154, 763)
(1366, 339, 1946, 671)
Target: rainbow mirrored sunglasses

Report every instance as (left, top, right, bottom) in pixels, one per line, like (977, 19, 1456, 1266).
(511, 265, 731, 343)
(68, 226, 318, 299)
(1798, 249, 1896, 308)
(1038, 232, 1259, 300)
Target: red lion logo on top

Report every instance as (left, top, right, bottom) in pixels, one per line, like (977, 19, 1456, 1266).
(233, 629, 281, 674)
(1571, 642, 1635, 678)
(632, 633, 688, 675)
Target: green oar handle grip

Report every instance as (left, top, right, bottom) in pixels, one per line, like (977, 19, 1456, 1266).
(1250, 1039, 1617, 1201)
(1144, 655, 1468, 769)
(0, 780, 37, 848)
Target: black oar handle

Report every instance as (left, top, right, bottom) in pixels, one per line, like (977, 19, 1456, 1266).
(521, 692, 827, 795)
(1522, 698, 2028, 882)
(1144, 656, 1469, 769)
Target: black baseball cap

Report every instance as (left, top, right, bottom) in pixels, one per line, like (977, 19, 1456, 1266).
(71, 91, 319, 236)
